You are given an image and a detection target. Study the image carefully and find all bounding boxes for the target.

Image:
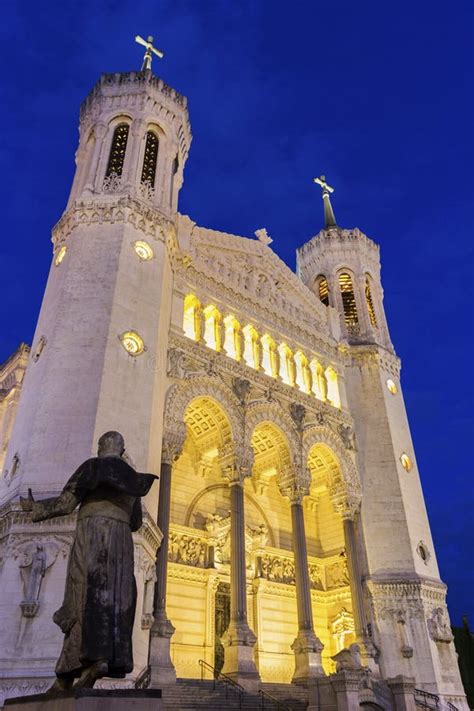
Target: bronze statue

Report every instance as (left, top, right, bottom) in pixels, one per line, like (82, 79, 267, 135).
(20, 431, 158, 690)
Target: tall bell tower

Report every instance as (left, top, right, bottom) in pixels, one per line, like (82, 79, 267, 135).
(297, 180, 465, 703)
(0, 43, 191, 697)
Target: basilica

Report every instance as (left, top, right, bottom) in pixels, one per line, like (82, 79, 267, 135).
(0, 43, 468, 711)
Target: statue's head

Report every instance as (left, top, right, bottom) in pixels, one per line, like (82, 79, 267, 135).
(98, 431, 125, 458)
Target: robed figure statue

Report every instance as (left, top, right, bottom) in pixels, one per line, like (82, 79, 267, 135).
(20, 431, 158, 690)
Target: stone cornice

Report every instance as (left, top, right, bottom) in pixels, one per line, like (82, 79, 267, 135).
(51, 196, 176, 247)
(339, 343, 401, 377)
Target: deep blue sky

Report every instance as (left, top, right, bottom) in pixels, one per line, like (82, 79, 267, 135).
(1, 1, 473, 623)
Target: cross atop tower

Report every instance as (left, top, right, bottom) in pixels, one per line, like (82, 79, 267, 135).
(135, 35, 164, 72)
(313, 175, 338, 229)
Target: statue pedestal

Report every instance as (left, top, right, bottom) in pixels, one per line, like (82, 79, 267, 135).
(4, 689, 163, 710)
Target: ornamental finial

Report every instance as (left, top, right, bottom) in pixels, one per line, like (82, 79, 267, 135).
(135, 34, 164, 72)
(313, 175, 338, 229)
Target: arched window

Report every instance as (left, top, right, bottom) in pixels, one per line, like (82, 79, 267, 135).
(339, 272, 358, 328)
(317, 275, 330, 306)
(243, 325, 260, 370)
(141, 131, 159, 187)
(325, 366, 341, 409)
(310, 359, 327, 401)
(223, 315, 242, 361)
(365, 276, 378, 328)
(261, 334, 279, 378)
(105, 123, 129, 178)
(183, 294, 202, 341)
(203, 305, 222, 352)
(278, 344, 296, 386)
(294, 351, 311, 394)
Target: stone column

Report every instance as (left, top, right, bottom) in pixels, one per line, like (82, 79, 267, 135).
(124, 120, 145, 192)
(288, 486, 324, 683)
(220, 445, 260, 692)
(342, 514, 378, 671)
(386, 676, 417, 711)
(149, 431, 185, 686)
(83, 122, 107, 194)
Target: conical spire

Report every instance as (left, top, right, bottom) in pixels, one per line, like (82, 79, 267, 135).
(313, 175, 337, 228)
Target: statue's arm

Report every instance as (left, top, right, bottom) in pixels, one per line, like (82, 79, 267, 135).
(25, 491, 80, 522)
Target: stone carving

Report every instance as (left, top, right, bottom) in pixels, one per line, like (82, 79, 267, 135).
(427, 607, 453, 643)
(255, 228, 272, 245)
(338, 423, 356, 451)
(19, 544, 46, 618)
(331, 643, 362, 671)
(261, 554, 295, 585)
(102, 172, 122, 194)
(289, 402, 306, 430)
(326, 553, 350, 589)
(168, 533, 207, 567)
(232, 377, 251, 405)
(19, 431, 158, 690)
(308, 563, 324, 590)
(136, 181, 155, 202)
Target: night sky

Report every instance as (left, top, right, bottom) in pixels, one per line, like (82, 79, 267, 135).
(1, 1, 472, 624)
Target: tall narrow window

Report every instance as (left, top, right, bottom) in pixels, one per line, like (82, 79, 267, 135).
(183, 294, 202, 341)
(223, 316, 242, 361)
(203, 305, 222, 352)
(339, 272, 358, 328)
(365, 276, 378, 328)
(243, 325, 260, 370)
(278, 344, 296, 386)
(317, 276, 330, 306)
(141, 131, 159, 187)
(170, 154, 179, 206)
(105, 123, 129, 178)
(325, 366, 341, 409)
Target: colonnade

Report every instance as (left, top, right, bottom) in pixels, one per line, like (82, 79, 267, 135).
(149, 436, 372, 690)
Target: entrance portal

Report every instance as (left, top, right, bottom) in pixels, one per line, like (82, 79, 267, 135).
(214, 582, 230, 675)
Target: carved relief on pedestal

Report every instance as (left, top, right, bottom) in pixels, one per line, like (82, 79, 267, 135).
(427, 607, 453, 643)
(7, 535, 71, 618)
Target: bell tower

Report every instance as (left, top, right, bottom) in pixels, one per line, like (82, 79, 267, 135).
(297, 180, 464, 701)
(0, 46, 191, 694)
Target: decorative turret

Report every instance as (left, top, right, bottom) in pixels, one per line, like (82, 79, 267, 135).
(297, 178, 393, 352)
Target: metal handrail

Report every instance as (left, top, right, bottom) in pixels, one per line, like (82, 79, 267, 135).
(134, 664, 151, 689)
(198, 659, 245, 709)
(414, 688, 440, 709)
(258, 688, 292, 711)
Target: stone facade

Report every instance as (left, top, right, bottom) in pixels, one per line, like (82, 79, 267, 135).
(0, 66, 467, 710)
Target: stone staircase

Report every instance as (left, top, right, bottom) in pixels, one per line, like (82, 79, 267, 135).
(160, 678, 309, 710)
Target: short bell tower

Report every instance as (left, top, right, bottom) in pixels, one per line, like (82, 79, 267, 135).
(298, 176, 393, 351)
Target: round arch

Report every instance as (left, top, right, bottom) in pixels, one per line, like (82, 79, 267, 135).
(303, 424, 361, 514)
(244, 401, 301, 469)
(164, 376, 243, 444)
(184, 482, 276, 546)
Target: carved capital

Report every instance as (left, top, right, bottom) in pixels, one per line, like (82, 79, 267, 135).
(161, 425, 186, 465)
(219, 441, 254, 483)
(279, 465, 309, 503)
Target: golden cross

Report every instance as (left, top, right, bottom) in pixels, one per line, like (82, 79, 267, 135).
(313, 175, 334, 194)
(135, 35, 164, 72)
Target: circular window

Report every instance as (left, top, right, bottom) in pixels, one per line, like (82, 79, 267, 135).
(400, 453, 412, 472)
(133, 240, 154, 261)
(120, 331, 145, 356)
(55, 245, 67, 266)
(386, 378, 397, 395)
